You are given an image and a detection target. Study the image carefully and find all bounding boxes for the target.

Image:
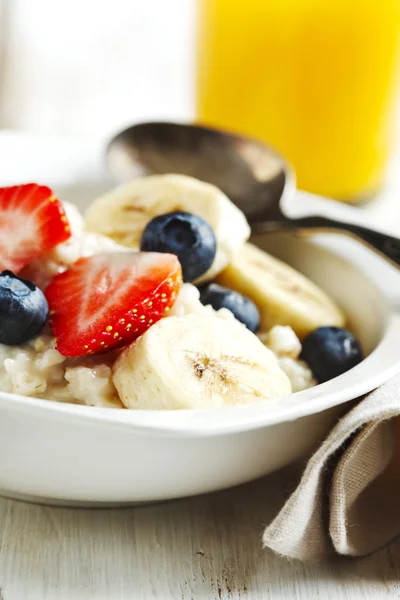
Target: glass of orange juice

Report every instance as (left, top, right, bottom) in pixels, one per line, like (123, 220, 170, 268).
(196, 0, 400, 203)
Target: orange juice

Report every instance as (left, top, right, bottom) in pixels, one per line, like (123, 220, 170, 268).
(196, 0, 400, 201)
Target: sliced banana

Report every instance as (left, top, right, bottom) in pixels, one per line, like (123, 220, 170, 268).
(112, 315, 291, 410)
(84, 174, 250, 283)
(216, 243, 345, 339)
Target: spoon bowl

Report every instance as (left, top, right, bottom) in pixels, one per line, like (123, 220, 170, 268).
(107, 121, 294, 225)
(107, 121, 400, 267)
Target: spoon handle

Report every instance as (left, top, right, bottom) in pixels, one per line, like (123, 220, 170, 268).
(292, 215, 400, 267)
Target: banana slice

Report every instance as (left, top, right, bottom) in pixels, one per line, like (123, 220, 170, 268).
(84, 174, 250, 283)
(112, 315, 291, 410)
(216, 243, 345, 339)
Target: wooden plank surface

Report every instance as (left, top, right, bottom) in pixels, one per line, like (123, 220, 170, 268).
(1, 462, 400, 600)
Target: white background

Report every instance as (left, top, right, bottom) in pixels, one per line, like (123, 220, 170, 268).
(0, 0, 196, 138)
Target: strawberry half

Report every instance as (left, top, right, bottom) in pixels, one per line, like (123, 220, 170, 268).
(0, 183, 71, 273)
(45, 252, 182, 357)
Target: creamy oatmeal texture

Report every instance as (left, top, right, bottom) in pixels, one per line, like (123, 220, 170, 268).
(0, 327, 123, 408)
(168, 282, 235, 321)
(261, 325, 316, 393)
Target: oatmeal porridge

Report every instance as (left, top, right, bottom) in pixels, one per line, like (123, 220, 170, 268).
(0, 176, 363, 410)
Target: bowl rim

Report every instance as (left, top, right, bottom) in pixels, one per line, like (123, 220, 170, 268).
(1, 234, 400, 438)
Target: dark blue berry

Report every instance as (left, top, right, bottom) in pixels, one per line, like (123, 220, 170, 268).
(199, 283, 260, 333)
(140, 212, 217, 282)
(300, 326, 363, 383)
(0, 271, 48, 345)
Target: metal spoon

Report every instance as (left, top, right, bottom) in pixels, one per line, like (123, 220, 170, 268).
(106, 121, 400, 268)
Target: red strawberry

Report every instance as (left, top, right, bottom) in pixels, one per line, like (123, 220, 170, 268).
(0, 183, 71, 273)
(45, 252, 182, 357)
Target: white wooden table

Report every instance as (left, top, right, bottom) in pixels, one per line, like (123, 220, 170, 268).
(2, 462, 400, 600)
(1, 140, 400, 600)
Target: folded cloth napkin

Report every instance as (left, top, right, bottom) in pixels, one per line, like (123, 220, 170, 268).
(263, 374, 400, 560)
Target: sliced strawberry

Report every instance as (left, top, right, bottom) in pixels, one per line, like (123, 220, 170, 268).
(45, 252, 182, 357)
(0, 183, 71, 273)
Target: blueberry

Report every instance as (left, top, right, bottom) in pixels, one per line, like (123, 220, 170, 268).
(140, 212, 217, 282)
(300, 326, 363, 383)
(0, 271, 48, 345)
(199, 283, 260, 333)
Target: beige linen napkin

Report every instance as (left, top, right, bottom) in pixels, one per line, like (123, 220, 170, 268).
(263, 374, 400, 560)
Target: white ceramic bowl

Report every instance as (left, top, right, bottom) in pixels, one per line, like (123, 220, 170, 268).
(1, 230, 400, 505)
(1, 132, 400, 506)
